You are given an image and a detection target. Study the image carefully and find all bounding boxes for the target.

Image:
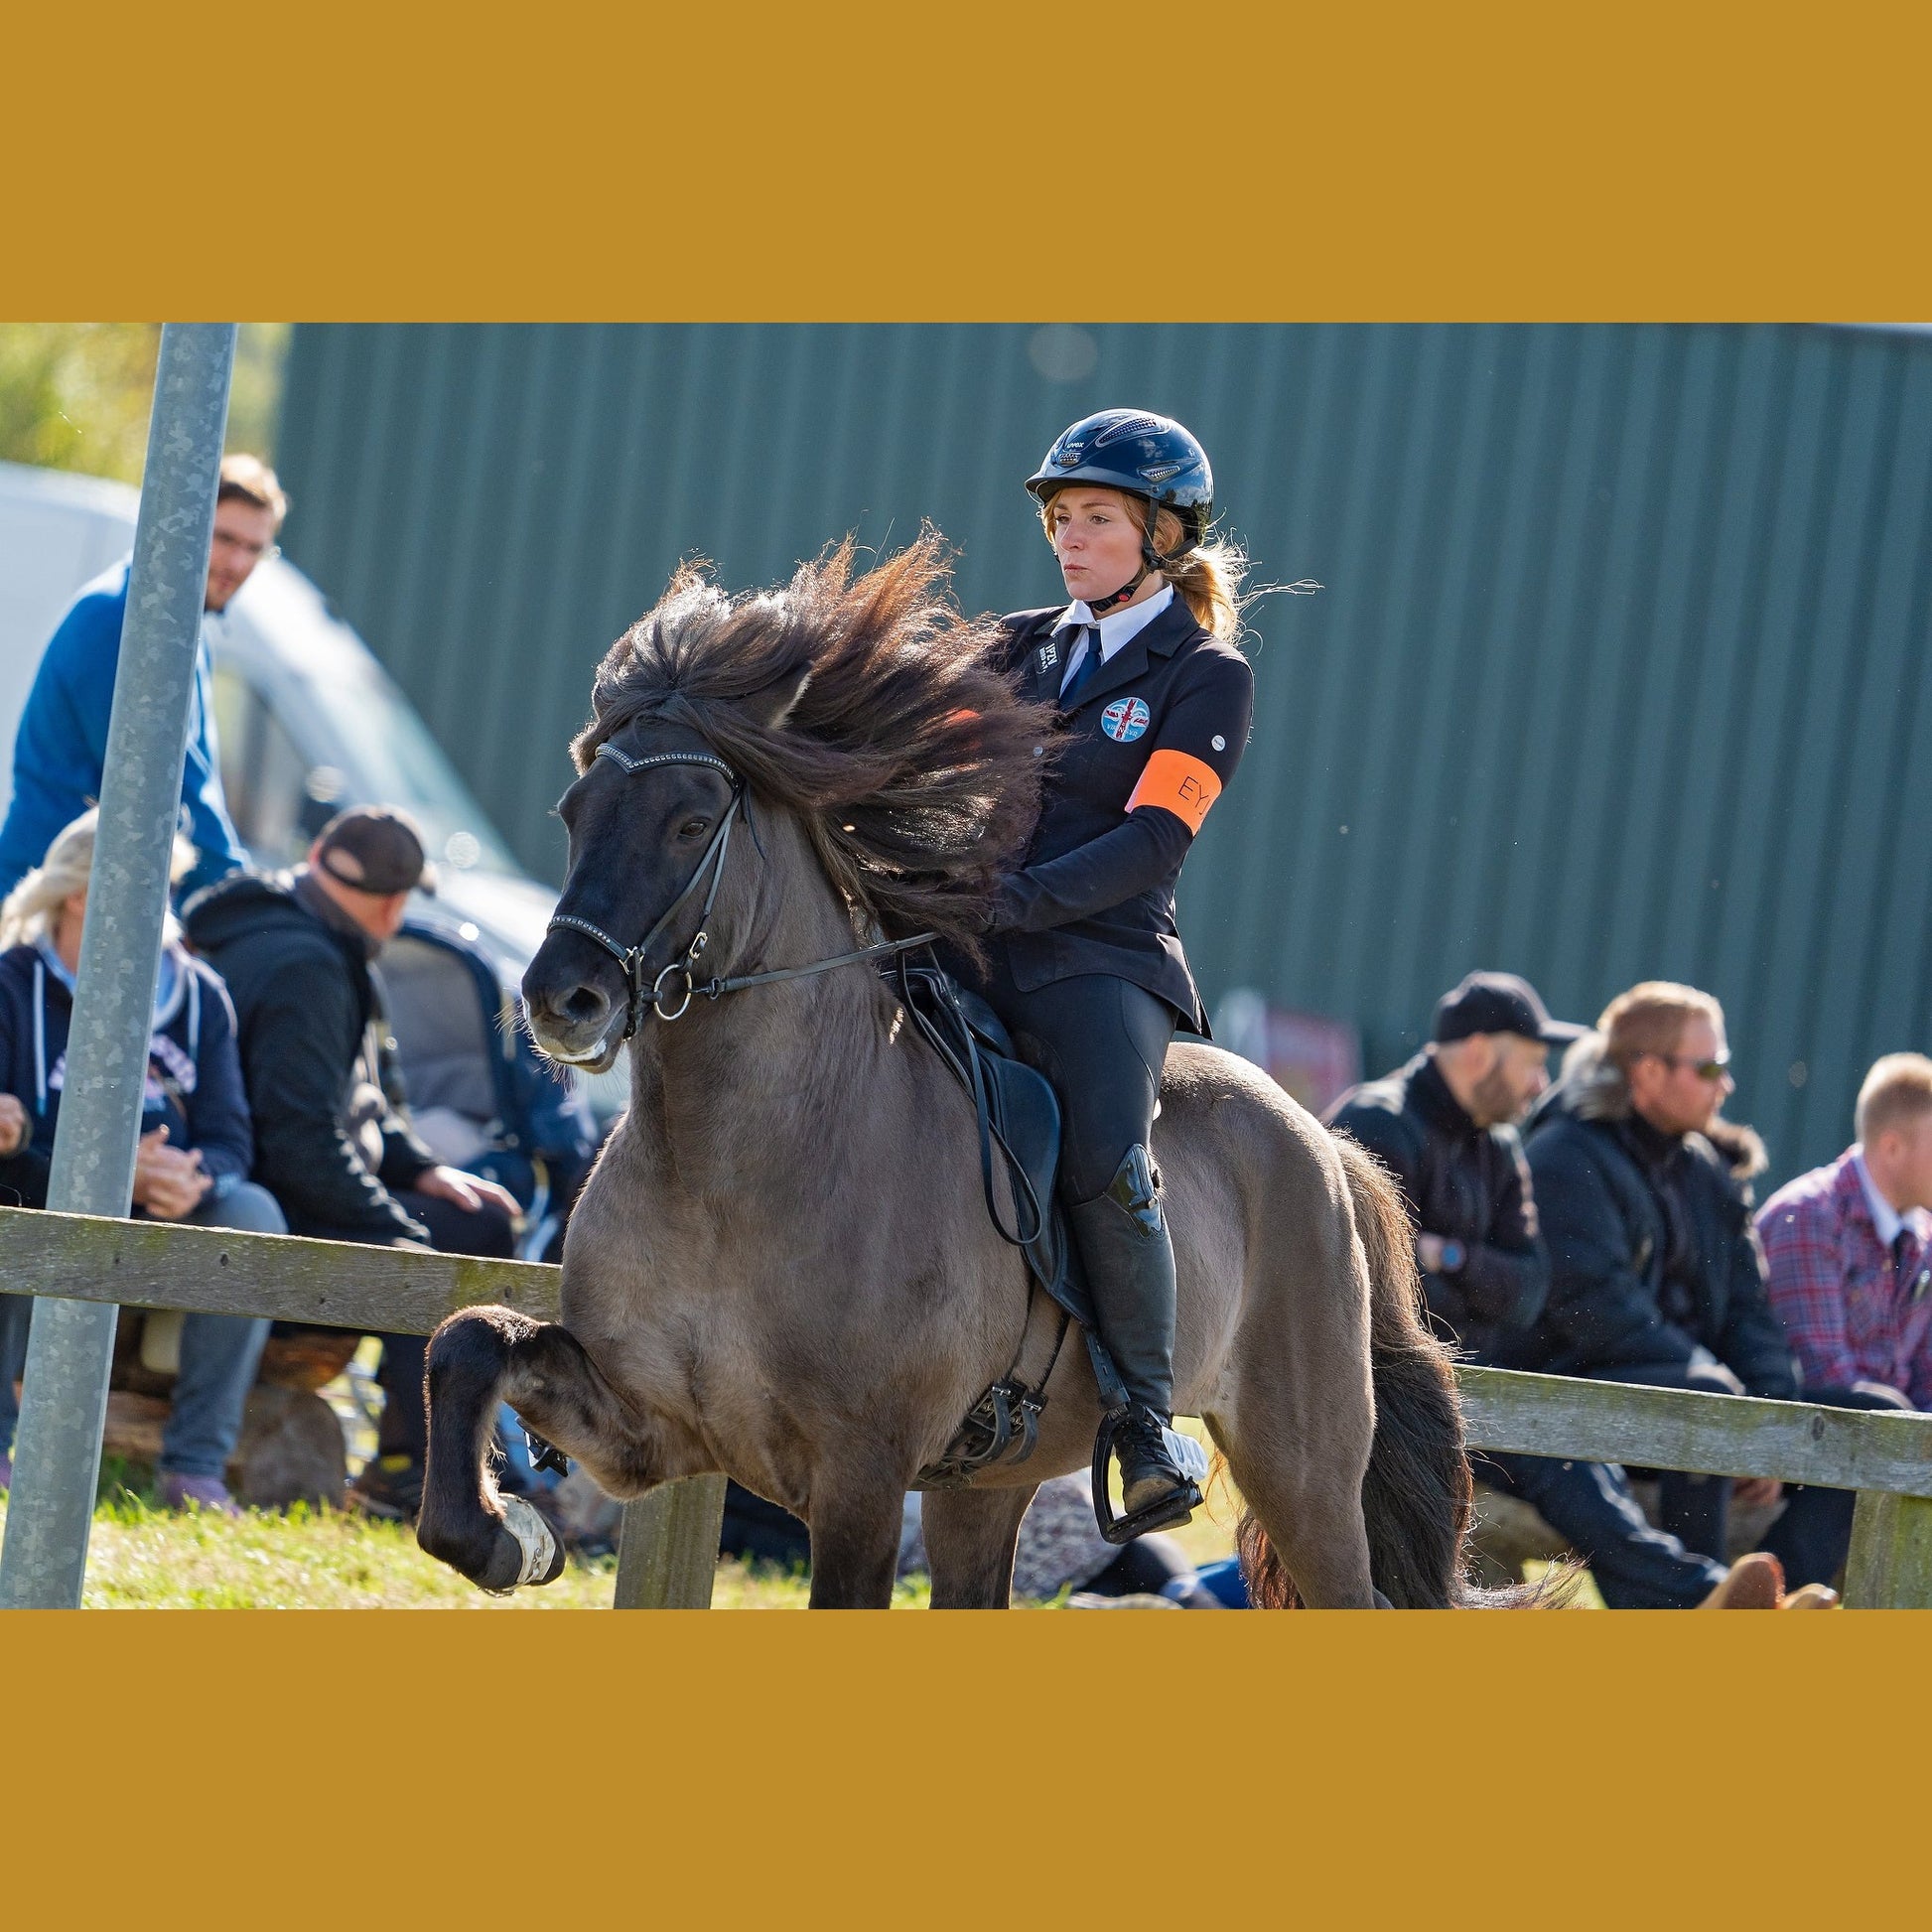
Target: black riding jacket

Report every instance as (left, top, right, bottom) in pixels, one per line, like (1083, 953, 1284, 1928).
(988, 596, 1254, 1030)
(1328, 1053, 1550, 1366)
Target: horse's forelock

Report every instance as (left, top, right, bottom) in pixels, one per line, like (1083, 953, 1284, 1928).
(569, 532, 1053, 946)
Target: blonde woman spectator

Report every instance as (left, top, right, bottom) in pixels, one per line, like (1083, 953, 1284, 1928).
(0, 810, 285, 1511)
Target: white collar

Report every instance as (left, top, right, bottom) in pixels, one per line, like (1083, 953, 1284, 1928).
(1058, 583, 1173, 661)
(1853, 1148, 1931, 1247)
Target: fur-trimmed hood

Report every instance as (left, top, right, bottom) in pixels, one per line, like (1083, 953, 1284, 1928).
(1534, 1032, 1767, 1181)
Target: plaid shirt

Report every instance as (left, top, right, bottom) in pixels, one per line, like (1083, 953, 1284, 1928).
(1756, 1148, 1932, 1404)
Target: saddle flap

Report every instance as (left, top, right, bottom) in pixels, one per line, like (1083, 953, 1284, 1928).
(897, 960, 1100, 1341)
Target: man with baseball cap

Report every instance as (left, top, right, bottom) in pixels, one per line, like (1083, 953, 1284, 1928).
(184, 804, 519, 1519)
(1328, 972, 1581, 1366)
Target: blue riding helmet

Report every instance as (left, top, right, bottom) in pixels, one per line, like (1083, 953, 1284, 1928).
(1025, 408, 1215, 553)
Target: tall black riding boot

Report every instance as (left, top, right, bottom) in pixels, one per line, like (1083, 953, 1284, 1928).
(1066, 1144, 1199, 1534)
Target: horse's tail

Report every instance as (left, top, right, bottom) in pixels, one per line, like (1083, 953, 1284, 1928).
(1238, 1133, 1561, 1608)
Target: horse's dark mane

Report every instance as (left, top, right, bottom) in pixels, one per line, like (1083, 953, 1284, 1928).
(574, 532, 1055, 953)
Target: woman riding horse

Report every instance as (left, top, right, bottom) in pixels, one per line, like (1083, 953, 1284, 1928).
(419, 522, 1480, 1607)
(968, 408, 1252, 1537)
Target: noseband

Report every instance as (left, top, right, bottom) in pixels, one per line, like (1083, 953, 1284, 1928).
(544, 742, 934, 1041)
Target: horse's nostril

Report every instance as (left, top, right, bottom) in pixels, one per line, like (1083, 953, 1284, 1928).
(562, 985, 608, 1026)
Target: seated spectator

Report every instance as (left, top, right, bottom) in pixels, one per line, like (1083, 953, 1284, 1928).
(1518, 982, 1813, 1600)
(1331, 971, 1783, 1608)
(182, 804, 520, 1522)
(1755, 1053, 1932, 1587)
(0, 810, 285, 1510)
(1328, 971, 1575, 1366)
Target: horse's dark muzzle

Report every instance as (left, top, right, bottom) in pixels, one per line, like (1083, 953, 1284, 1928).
(523, 935, 624, 1063)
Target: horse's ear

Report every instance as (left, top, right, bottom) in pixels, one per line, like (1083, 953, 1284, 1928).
(747, 664, 813, 730)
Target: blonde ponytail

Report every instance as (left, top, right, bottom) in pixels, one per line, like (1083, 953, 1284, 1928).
(1144, 503, 1249, 641)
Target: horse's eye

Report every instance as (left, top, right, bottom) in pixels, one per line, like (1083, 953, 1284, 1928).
(679, 817, 710, 839)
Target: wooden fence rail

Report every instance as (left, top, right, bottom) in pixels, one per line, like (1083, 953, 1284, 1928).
(6, 1206, 1932, 1605)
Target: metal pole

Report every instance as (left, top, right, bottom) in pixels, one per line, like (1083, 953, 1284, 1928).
(0, 325, 236, 1609)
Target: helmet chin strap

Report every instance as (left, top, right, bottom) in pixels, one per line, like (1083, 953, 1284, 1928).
(1085, 559, 1151, 617)
(1082, 501, 1183, 617)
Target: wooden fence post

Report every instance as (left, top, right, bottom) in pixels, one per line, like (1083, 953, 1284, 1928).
(612, 1475, 730, 1608)
(1843, 1490, 1932, 1608)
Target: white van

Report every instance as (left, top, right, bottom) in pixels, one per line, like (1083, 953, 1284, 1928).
(0, 458, 558, 976)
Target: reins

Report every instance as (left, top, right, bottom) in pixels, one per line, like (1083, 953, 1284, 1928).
(545, 742, 934, 1038)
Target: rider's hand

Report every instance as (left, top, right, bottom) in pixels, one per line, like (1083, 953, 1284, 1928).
(0, 1094, 27, 1158)
(415, 1165, 522, 1219)
(132, 1129, 212, 1221)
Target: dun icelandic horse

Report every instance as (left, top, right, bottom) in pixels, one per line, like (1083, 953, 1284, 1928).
(416, 536, 1480, 1607)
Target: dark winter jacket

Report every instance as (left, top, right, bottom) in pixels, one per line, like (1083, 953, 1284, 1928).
(0, 937, 252, 1210)
(1328, 1053, 1549, 1366)
(1522, 1037, 1797, 1397)
(987, 595, 1254, 1032)
(181, 871, 434, 1245)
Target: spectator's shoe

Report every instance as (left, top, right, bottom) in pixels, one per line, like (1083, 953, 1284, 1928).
(1700, 1552, 1785, 1608)
(348, 1453, 425, 1524)
(158, 1471, 242, 1516)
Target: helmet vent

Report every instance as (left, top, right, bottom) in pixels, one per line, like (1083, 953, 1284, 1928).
(1092, 412, 1166, 447)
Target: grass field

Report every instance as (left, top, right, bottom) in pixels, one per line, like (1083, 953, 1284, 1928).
(0, 1457, 1245, 1610)
(0, 1447, 1608, 1609)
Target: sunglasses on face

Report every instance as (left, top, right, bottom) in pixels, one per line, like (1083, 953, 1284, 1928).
(1654, 1050, 1731, 1082)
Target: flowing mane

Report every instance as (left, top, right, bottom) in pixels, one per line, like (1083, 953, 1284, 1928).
(574, 533, 1055, 952)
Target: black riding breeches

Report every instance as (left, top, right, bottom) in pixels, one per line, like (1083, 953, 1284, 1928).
(974, 958, 1177, 1205)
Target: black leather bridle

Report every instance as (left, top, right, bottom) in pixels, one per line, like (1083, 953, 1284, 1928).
(545, 742, 933, 1041)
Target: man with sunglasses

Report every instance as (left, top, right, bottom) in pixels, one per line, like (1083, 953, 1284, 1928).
(1514, 982, 1808, 1600)
(0, 454, 282, 901)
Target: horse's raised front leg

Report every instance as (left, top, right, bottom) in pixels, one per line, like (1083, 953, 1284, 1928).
(418, 1306, 665, 1593)
(921, 1484, 1038, 1608)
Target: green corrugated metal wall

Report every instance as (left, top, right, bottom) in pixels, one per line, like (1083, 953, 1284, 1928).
(276, 324, 1932, 1187)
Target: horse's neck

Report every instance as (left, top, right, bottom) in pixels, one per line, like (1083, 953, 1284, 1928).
(622, 815, 909, 1199)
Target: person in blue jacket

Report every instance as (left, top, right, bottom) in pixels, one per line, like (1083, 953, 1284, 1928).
(0, 453, 286, 902)
(0, 810, 286, 1511)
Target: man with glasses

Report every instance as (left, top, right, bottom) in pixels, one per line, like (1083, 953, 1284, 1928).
(1508, 981, 1810, 1602)
(0, 454, 283, 899)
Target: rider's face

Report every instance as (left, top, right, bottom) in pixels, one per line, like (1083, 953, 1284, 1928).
(1047, 487, 1149, 606)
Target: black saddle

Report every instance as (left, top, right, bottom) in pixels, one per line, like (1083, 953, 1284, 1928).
(893, 957, 1125, 1488)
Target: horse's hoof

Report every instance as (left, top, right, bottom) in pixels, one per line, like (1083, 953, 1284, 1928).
(497, 1496, 567, 1588)
(420, 1496, 566, 1592)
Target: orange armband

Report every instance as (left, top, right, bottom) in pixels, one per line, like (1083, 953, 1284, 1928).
(1126, 750, 1223, 834)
